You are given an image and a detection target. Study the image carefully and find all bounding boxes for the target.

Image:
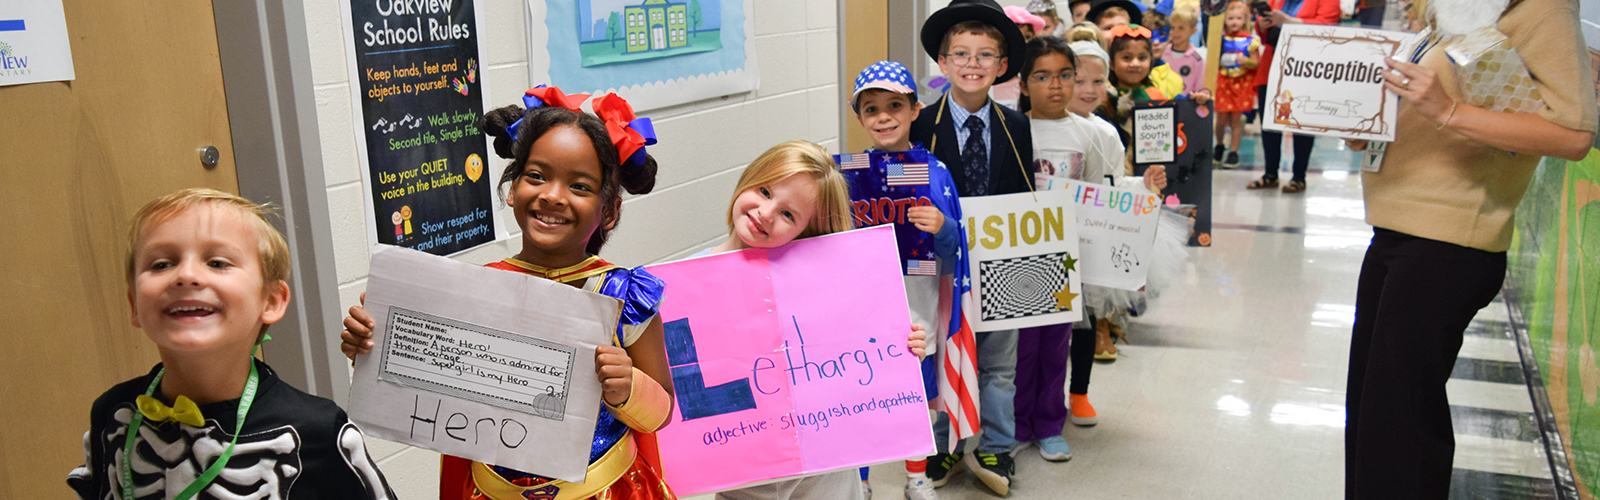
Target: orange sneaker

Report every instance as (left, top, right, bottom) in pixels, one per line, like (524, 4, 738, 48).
(1069, 393, 1099, 426)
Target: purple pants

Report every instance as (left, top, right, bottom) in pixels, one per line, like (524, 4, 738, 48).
(1014, 323, 1072, 443)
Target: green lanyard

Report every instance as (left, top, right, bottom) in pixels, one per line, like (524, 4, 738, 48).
(121, 340, 264, 500)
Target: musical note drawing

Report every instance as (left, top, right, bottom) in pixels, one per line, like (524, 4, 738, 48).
(1110, 244, 1141, 272)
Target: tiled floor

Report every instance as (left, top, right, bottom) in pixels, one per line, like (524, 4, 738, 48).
(827, 134, 1560, 500)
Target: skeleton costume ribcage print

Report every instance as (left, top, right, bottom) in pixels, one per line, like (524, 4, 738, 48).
(68, 361, 396, 499)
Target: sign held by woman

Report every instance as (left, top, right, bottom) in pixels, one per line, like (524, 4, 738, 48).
(1263, 25, 1419, 141)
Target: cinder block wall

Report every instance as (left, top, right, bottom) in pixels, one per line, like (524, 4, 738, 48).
(298, 0, 840, 495)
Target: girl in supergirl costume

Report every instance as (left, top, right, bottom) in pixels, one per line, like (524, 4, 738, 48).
(340, 86, 677, 500)
(1213, 0, 1261, 168)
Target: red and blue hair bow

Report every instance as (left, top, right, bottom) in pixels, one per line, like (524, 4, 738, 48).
(591, 93, 657, 166)
(507, 85, 591, 142)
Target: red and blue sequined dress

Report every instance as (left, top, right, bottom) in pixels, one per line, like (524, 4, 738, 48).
(1217, 32, 1261, 113)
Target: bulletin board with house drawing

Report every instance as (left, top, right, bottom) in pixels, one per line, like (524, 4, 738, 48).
(534, 0, 757, 111)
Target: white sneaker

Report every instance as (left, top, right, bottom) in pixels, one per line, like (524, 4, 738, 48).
(905, 477, 940, 500)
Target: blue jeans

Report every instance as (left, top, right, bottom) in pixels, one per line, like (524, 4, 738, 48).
(933, 329, 1018, 454)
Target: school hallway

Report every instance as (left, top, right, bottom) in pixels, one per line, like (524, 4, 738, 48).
(826, 135, 1560, 500)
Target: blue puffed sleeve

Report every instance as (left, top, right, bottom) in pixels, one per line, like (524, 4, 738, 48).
(596, 267, 665, 346)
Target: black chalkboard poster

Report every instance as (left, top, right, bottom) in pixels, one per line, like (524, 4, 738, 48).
(1133, 99, 1213, 247)
(345, 0, 495, 255)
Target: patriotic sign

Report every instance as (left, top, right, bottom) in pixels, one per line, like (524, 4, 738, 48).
(961, 190, 1085, 331)
(645, 226, 936, 495)
(836, 149, 937, 276)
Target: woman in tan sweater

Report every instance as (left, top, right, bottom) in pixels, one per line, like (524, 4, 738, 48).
(1343, 0, 1595, 497)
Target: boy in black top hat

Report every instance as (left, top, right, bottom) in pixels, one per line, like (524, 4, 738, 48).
(908, 0, 1032, 496)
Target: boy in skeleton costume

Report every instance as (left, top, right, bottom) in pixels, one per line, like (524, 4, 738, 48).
(68, 188, 394, 500)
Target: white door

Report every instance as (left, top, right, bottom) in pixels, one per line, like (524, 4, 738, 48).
(652, 26, 665, 49)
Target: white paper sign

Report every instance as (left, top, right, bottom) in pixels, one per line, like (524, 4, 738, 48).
(1263, 25, 1417, 141)
(1131, 107, 1175, 164)
(1034, 175, 1162, 291)
(960, 190, 1085, 332)
(0, 1, 74, 86)
(348, 245, 621, 482)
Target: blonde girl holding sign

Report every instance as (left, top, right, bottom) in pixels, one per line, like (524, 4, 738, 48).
(699, 140, 930, 500)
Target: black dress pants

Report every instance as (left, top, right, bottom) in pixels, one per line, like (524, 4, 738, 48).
(1345, 228, 1506, 499)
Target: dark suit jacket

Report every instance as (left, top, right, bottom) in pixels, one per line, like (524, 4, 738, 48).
(910, 93, 1035, 198)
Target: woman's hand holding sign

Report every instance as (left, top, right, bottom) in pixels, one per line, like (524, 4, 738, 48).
(1381, 57, 1591, 160)
(1382, 58, 1452, 127)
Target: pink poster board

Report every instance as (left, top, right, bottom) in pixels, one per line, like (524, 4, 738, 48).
(645, 225, 936, 495)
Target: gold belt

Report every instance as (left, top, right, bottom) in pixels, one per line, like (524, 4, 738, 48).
(470, 432, 637, 500)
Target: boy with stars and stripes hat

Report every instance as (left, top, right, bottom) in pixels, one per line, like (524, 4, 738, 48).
(849, 60, 972, 500)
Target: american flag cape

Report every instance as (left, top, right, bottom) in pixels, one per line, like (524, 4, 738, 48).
(913, 153, 979, 451)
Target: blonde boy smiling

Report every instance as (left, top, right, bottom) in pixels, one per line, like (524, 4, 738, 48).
(70, 189, 393, 499)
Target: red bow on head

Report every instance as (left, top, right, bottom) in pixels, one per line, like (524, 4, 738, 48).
(509, 85, 593, 142)
(1109, 24, 1152, 39)
(591, 93, 657, 166)
(525, 85, 590, 112)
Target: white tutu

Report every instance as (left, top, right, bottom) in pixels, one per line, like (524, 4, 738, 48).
(1144, 205, 1194, 300)
(1085, 205, 1192, 318)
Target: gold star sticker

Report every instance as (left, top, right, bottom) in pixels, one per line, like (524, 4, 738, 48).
(1061, 254, 1078, 272)
(1053, 282, 1078, 311)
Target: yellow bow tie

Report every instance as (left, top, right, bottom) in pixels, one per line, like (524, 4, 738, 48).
(136, 394, 205, 427)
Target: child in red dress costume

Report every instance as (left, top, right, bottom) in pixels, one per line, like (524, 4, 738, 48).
(1213, 0, 1261, 169)
(341, 86, 678, 500)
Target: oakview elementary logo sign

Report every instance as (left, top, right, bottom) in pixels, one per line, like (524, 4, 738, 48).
(0, 6, 76, 87)
(0, 41, 29, 77)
